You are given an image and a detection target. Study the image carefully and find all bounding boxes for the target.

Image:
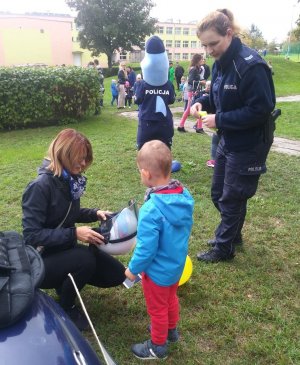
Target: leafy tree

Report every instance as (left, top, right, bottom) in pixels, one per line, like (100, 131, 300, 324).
(292, 14, 300, 40)
(245, 24, 266, 50)
(267, 40, 278, 53)
(66, 0, 157, 68)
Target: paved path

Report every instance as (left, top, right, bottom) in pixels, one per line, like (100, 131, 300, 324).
(276, 95, 300, 102)
(120, 95, 300, 156)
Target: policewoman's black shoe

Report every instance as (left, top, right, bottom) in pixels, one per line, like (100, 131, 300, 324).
(207, 236, 243, 247)
(197, 249, 235, 263)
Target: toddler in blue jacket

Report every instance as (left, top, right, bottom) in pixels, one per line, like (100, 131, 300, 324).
(110, 79, 118, 106)
(125, 140, 194, 360)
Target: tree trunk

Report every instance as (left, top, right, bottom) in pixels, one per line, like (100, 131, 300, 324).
(107, 53, 112, 70)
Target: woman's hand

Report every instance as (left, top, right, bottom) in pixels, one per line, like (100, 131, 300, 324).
(76, 226, 105, 245)
(125, 268, 136, 281)
(190, 102, 202, 117)
(96, 210, 112, 221)
(202, 114, 216, 129)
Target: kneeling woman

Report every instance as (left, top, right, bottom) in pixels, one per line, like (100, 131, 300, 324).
(22, 129, 126, 330)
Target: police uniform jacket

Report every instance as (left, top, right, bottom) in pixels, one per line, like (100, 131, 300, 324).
(197, 37, 275, 152)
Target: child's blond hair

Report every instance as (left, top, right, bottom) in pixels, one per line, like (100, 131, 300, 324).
(137, 140, 172, 178)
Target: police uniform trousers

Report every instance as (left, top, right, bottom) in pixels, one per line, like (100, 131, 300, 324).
(211, 136, 272, 256)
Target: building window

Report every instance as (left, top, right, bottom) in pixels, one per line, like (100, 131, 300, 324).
(167, 52, 172, 60)
(158, 26, 164, 34)
(174, 53, 180, 60)
(191, 41, 197, 48)
(182, 53, 189, 60)
(175, 27, 181, 35)
(140, 41, 145, 49)
(166, 40, 173, 48)
(175, 40, 181, 48)
(166, 27, 173, 35)
(183, 41, 189, 48)
(191, 28, 196, 36)
(183, 28, 189, 35)
(120, 54, 127, 60)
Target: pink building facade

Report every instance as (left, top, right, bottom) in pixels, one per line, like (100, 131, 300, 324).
(0, 14, 73, 66)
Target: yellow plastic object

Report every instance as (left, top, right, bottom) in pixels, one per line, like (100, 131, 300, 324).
(178, 255, 193, 286)
(198, 111, 207, 117)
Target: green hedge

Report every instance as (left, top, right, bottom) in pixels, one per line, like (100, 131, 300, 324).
(0, 66, 100, 129)
(102, 66, 119, 78)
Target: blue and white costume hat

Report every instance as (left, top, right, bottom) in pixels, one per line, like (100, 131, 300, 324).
(141, 35, 169, 86)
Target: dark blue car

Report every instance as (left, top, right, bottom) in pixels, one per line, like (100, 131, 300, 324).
(0, 289, 104, 365)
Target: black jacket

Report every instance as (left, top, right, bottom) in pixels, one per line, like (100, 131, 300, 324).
(196, 37, 275, 151)
(22, 160, 98, 253)
(203, 64, 211, 80)
(118, 69, 126, 85)
(187, 66, 201, 91)
(175, 65, 184, 78)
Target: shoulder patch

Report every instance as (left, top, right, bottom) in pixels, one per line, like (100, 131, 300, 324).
(244, 54, 254, 61)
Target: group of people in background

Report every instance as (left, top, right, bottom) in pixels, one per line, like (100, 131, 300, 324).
(116, 63, 141, 109)
(111, 68, 142, 108)
(88, 60, 142, 109)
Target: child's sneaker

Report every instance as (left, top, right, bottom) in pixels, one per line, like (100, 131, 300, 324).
(131, 339, 168, 360)
(206, 159, 215, 168)
(167, 328, 180, 343)
(177, 126, 186, 132)
(147, 325, 179, 343)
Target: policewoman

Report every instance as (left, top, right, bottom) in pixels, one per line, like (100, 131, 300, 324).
(191, 9, 276, 262)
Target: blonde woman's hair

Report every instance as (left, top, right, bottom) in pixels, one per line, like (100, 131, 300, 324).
(47, 129, 93, 176)
(137, 140, 172, 178)
(197, 9, 240, 38)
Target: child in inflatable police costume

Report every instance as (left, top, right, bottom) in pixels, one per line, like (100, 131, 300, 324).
(134, 36, 176, 151)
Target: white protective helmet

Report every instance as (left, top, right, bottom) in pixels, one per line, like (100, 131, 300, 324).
(95, 200, 138, 255)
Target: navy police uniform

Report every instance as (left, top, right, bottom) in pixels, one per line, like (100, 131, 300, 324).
(197, 37, 275, 259)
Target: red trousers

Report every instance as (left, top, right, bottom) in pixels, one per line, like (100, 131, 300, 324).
(142, 273, 179, 345)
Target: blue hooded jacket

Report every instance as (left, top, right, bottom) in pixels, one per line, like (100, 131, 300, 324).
(128, 188, 194, 286)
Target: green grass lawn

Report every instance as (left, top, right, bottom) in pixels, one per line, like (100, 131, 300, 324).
(1, 101, 300, 364)
(1, 56, 300, 364)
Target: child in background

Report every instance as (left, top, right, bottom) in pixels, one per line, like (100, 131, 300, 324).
(182, 77, 189, 111)
(125, 140, 194, 360)
(177, 76, 186, 102)
(125, 80, 133, 108)
(192, 80, 211, 130)
(206, 133, 220, 168)
(110, 79, 118, 106)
